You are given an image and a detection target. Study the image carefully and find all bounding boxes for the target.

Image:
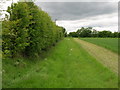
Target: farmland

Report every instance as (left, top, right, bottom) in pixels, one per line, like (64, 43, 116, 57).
(80, 38, 119, 54)
(2, 38, 118, 88)
(75, 38, 118, 74)
(1, 1, 119, 88)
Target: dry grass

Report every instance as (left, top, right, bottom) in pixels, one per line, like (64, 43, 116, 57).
(74, 38, 118, 74)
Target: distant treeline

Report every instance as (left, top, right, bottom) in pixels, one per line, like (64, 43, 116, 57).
(68, 27, 119, 38)
(2, 2, 66, 58)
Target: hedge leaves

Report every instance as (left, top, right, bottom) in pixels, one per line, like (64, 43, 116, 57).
(2, 2, 65, 58)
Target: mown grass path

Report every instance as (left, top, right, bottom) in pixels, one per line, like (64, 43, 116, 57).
(74, 38, 118, 74)
(3, 38, 118, 88)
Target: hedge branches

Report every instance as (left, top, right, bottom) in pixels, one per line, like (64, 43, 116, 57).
(2, 2, 66, 58)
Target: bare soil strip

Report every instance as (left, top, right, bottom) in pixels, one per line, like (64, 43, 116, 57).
(74, 38, 118, 74)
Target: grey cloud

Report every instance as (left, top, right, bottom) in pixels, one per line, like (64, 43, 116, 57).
(35, 2, 117, 20)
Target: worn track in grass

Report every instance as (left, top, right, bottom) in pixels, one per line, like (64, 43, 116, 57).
(74, 38, 118, 74)
(3, 38, 118, 88)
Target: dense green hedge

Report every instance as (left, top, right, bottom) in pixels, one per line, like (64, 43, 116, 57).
(2, 2, 66, 58)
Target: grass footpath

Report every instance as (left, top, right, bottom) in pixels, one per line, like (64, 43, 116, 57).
(3, 38, 118, 88)
(74, 38, 118, 74)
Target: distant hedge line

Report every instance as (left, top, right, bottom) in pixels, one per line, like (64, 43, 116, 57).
(68, 27, 120, 38)
(2, 2, 66, 58)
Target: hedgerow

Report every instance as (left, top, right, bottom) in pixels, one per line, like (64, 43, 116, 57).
(2, 2, 65, 58)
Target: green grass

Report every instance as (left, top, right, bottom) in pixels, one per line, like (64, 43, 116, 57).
(80, 38, 119, 54)
(3, 38, 118, 88)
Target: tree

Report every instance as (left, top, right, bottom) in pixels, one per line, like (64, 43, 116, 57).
(91, 29, 98, 37)
(76, 27, 92, 37)
(98, 31, 112, 37)
(68, 27, 118, 38)
(68, 32, 78, 37)
(112, 32, 118, 38)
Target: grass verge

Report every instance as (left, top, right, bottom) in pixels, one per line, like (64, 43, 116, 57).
(3, 38, 118, 88)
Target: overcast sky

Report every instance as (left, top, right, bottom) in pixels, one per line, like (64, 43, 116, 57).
(0, 0, 19, 20)
(1, 0, 119, 33)
(35, 1, 118, 33)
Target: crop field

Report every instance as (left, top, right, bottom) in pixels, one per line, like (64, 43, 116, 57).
(75, 38, 118, 74)
(80, 38, 119, 54)
(3, 38, 118, 88)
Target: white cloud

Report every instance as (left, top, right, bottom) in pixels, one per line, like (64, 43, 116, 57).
(0, 0, 19, 20)
(56, 13, 118, 33)
(36, 2, 118, 33)
(0, 0, 118, 33)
